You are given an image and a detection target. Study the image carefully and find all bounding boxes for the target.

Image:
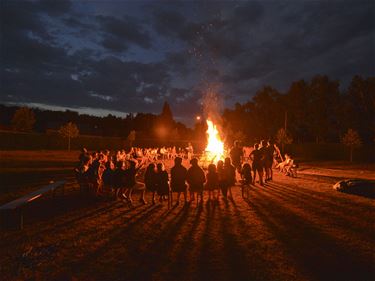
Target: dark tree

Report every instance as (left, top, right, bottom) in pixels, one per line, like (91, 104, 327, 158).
(155, 101, 175, 139)
(59, 122, 79, 151)
(285, 80, 310, 142)
(160, 101, 174, 123)
(346, 76, 375, 142)
(342, 128, 362, 162)
(306, 75, 340, 143)
(11, 107, 36, 132)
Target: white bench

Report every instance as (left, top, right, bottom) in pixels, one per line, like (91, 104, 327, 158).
(0, 180, 66, 229)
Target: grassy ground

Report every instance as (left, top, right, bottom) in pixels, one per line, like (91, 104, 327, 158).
(0, 151, 374, 281)
(0, 150, 79, 205)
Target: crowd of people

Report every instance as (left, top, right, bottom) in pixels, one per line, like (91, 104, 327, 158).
(74, 140, 296, 206)
(115, 145, 194, 162)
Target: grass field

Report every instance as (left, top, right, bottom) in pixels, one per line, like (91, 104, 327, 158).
(0, 151, 374, 281)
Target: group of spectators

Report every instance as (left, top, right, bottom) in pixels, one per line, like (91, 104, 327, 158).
(232, 140, 297, 187)
(75, 140, 296, 206)
(75, 147, 237, 205)
(113, 143, 195, 162)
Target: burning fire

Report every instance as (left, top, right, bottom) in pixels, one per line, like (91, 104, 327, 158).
(205, 120, 225, 162)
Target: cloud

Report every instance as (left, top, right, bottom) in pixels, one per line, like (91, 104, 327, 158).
(1, 0, 50, 39)
(37, 0, 72, 16)
(96, 15, 152, 49)
(101, 36, 129, 53)
(1, 0, 374, 125)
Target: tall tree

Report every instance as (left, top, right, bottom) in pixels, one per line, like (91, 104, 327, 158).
(342, 128, 362, 162)
(276, 128, 293, 153)
(252, 87, 284, 138)
(11, 107, 36, 132)
(59, 122, 79, 151)
(285, 80, 310, 142)
(160, 101, 173, 123)
(347, 76, 375, 142)
(307, 75, 340, 143)
(155, 101, 175, 139)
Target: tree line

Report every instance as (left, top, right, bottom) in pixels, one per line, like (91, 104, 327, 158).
(221, 75, 374, 145)
(0, 75, 374, 149)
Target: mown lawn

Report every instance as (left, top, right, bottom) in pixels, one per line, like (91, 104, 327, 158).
(0, 151, 374, 281)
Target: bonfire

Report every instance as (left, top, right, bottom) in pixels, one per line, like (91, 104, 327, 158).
(200, 119, 225, 167)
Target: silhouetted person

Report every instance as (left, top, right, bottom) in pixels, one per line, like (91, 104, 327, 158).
(144, 163, 158, 205)
(259, 140, 268, 181)
(217, 160, 226, 199)
(205, 163, 219, 201)
(79, 147, 88, 164)
(264, 140, 275, 181)
(186, 158, 205, 203)
(273, 143, 282, 165)
(75, 155, 92, 191)
(113, 161, 126, 200)
(250, 143, 264, 186)
(155, 163, 169, 202)
(126, 160, 147, 205)
(102, 160, 115, 193)
(230, 140, 243, 173)
(241, 163, 252, 185)
(241, 162, 252, 199)
(224, 157, 236, 199)
(170, 157, 188, 205)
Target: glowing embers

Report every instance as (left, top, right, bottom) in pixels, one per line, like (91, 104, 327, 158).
(204, 120, 225, 163)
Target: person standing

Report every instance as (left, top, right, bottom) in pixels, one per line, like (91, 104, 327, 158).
(250, 143, 264, 186)
(186, 158, 206, 203)
(265, 140, 275, 181)
(144, 163, 158, 204)
(230, 140, 243, 174)
(217, 160, 227, 200)
(113, 161, 126, 200)
(259, 140, 268, 181)
(79, 147, 89, 165)
(126, 160, 147, 205)
(240, 163, 252, 199)
(224, 157, 236, 200)
(170, 157, 188, 205)
(155, 163, 170, 203)
(186, 142, 194, 160)
(102, 160, 115, 195)
(205, 163, 219, 201)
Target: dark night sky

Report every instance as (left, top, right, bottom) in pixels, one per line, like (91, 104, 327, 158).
(1, 0, 374, 126)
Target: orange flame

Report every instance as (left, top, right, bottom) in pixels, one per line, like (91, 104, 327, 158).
(205, 120, 225, 162)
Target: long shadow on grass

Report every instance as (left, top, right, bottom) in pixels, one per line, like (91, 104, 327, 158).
(18, 195, 123, 238)
(270, 180, 373, 213)
(195, 200, 219, 281)
(266, 183, 375, 237)
(68, 202, 183, 280)
(247, 188, 374, 281)
(70, 204, 163, 276)
(0, 193, 115, 242)
(134, 203, 204, 281)
(195, 199, 238, 281)
(261, 184, 375, 260)
(211, 199, 259, 281)
(270, 181, 375, 219)
(229, 197, 287, 281)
